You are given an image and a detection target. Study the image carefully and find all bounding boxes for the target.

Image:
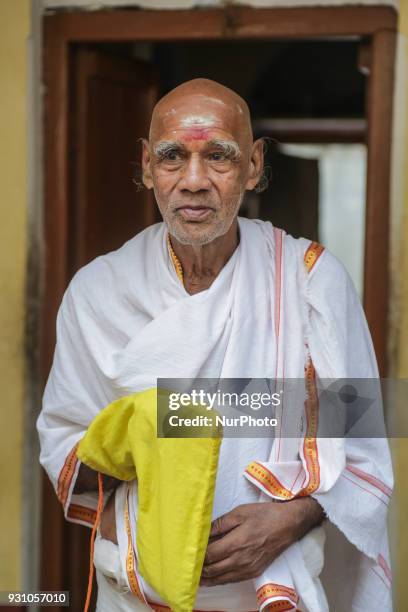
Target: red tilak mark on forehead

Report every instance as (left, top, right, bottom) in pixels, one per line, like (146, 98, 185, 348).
(182, 128, 211, 141)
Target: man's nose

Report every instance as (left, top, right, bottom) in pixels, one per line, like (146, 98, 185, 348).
(178, 154, 211, 192)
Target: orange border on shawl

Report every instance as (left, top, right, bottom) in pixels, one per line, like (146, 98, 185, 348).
(245, 361, 321, 500)
(124, 487, 147, 603)
(299, 359, 321, 496)
(57, 441, 99, 527)
(245, 461, 293, 499)
(67, 503, 97, 526)
(167, 234, 184, 282)
(264, 603, 298, 611)
(304, 241, 325, 274)
(57, 442, 80, 508)
(299, 243, 324, 495)
(257, 582, 299, 609)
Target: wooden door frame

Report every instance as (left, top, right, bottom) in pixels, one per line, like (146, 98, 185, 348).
(41, 4, 397, 592)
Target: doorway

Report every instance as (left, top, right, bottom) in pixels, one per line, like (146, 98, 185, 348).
(69, 38, 367, 290)
(41, 6, 397, 609)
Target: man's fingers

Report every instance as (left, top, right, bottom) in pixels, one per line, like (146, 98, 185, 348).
(209, 508, 242, 539)
(201, 556, 236, 579)
(204, 526, 244, 565)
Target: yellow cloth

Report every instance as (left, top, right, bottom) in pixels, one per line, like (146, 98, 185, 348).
(77, 388, 222, 612)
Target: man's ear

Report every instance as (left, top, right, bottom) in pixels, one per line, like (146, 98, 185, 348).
(142, 138, 154, 189)
(245, 138, 264, 191)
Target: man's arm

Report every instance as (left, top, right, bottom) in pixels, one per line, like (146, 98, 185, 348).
(200, 498, 324, 586)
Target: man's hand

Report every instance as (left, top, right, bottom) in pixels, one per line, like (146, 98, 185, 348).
(200, 498, 325, 586)
(73, 463, 120, 494)
(100, 490, 118, 544)
(73, 464, 120, 545)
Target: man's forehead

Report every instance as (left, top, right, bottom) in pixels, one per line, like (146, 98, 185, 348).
(150, 93, 247, 142)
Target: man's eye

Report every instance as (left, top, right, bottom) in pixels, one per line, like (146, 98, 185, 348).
(163, 150, 182, 161)
(209, 152, 227, 161)
(156, 149, 183, 162)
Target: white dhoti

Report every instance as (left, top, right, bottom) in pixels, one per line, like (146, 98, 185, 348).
(37, 217, 393, 611)
(94, 527, 327, 612)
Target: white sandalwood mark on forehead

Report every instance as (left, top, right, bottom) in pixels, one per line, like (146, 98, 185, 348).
(179, 115, 219, 127)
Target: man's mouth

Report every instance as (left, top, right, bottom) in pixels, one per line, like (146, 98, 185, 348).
(175, 206, 215, 221)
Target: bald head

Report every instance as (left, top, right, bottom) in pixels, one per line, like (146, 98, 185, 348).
(149, 78, 253, 149)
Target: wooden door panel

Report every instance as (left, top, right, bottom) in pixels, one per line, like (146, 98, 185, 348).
(70, 48, 159, 273)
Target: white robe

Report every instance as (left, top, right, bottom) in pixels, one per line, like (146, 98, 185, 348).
(37, 217, 393, 611)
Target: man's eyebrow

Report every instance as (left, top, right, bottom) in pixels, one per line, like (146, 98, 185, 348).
(152, 138, 242, 161)
(153, 140, 185, 157)
(206, 139, 241, 160)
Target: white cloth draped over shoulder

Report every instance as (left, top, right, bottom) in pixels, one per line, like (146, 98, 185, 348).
(37, 217, 393, 611)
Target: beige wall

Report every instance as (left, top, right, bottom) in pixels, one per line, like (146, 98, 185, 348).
(397, 0, 408, 377)
(0, 0, 30, 592)
(393, 2, 408, 609)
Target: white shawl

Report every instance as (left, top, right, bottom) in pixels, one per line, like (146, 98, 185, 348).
(37, 217, 393, 611)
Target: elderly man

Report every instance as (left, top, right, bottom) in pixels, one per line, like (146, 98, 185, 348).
(37, 79, 393, 612)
